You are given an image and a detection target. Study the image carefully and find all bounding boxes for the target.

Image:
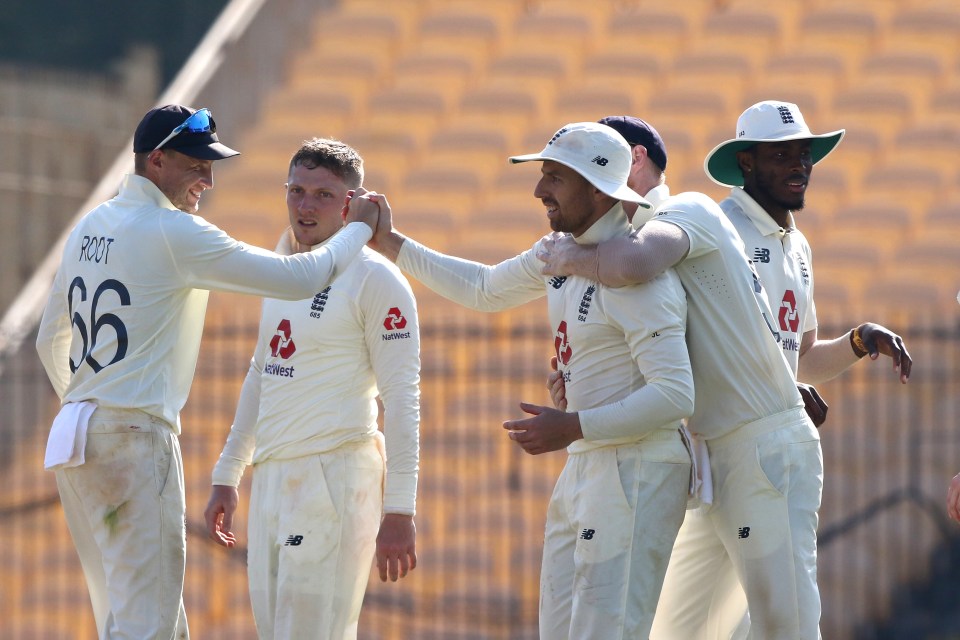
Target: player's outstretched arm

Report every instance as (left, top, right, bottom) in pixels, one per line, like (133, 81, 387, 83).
(798, 323, 913, 384)
(856, 322, 912, 383)
(346, 188, 407, 262)
(538, 221, 689, 287)
(376, 513, 417, 582)
(204, 485, 239, 548)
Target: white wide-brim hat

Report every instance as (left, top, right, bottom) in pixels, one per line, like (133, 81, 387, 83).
(704, 100, 845, 187)
(509, 122, 652, 209)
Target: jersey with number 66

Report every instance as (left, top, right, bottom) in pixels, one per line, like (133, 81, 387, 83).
(36, 174, 370, 432)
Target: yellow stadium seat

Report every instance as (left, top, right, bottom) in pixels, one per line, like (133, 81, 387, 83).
(858, 165, 943, 216)
(308, 10, 406, 61)
(573, 50, 662, 100)
(853, 50, 945, 111)
(892, 124, 959, 183)
(761, 53, 846, 98)
(553, 86, 635, 125)
(695, 7, 786, 61)
(456, 84, 540, 144)
(925, 86, 960, 128)
(795, 7, 880, 71)
(362, 87, 448, 146)
(829, 87, 912, 145)
(666, 51, 754, 99)
(887, 5, 960, 59)
(643, 87, 732, 151)
(602, 7, 693, 55)
(258, 88, 357, 143)
(392, 51, 475, 103)
(337, 127, 421, 187)
(482, 52, 568, 113)
(410, 9, 501, 68)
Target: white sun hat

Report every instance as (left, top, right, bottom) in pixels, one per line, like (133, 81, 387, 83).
(509, 122, 652, 209)
(704, 100, 845, 187)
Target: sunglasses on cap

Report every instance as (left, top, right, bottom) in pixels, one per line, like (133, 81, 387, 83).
(152, 108, 214, 152)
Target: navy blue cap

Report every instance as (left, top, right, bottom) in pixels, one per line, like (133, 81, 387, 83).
(598, 115, 667, 172)
(133, 104, 239, 160)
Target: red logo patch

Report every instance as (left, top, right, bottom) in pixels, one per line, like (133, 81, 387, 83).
(778, 290, 800, 333)
(269, 319, 297, 358)
(384, 307, 407, 331)
(554, 321, 573, 365)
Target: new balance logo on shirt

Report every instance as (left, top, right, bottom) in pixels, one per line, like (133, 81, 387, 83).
(753, 248, 771, 264)
(285, 535, 304, 546)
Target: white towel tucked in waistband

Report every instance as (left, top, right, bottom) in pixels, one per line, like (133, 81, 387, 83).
(681, 427, 714, 509)
(44, 401, 96, 470)
(693, 435, 713, 506)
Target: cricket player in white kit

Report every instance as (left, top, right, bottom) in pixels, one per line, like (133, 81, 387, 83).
(354, 122, 695, 639)
(537, 149, 824, 638)
(651, 102, 914, 640)
(35, 106, 377, 640)
(204, 138, 420, 639)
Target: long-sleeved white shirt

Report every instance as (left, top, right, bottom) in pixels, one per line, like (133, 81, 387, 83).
(652, 191, 804, 438)
(719, 187, 816, 375)
(36, 174, 371, 431)
(211, 232, 421, 515)
(397, 203, 694, 452)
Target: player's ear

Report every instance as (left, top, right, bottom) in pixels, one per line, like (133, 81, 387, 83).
(735, 150, 754, 178)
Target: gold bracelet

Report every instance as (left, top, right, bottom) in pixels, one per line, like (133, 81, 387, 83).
(850, 325, 868, 358)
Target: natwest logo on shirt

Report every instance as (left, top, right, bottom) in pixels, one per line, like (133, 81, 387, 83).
(555, 321, 573, 365)
(778, 290, 800, 333)
(383, 307, 407, 331)
(382, 307, 412, 341)
(269, 319, 297, 358)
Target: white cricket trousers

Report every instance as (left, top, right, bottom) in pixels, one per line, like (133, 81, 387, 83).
(538, 429, 691, 640)
(55, 408, 188, 640)
(247, 432, 385, 640)
(650, 407, 823, 640)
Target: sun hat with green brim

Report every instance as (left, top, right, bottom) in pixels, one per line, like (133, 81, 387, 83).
(704, 100, 845, 187)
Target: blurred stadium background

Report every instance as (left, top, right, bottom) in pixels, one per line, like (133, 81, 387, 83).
(2, 0, 959, 637)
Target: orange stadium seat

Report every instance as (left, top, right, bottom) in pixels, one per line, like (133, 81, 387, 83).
(888, 5, 960, 59)
(829, 87, 912, 145)
(411, 9, 501, 67)
(644, 87, 732, 152)
(603, 7, 693, 56)
(893, 124, 960, 183)
(457, 85, 540, 144)
(258, 88, 357, 144)
(391, 51, 475, 109)
(553, 86, 635, 125)
(762, 52, 847, 99)
(338, 127, 420, 186)
(362, 87, 448, 145)
(308, 10, 406, 61)
(667, 51, 754, 99)
(695, 7, 786, 60)
(854, 50, 945, 111)
(926, 86, 960, 128)
(574, 50, 662, 100)
(857, 166, 943, 218)
(286, 51, 383, 107)
(482, 52, 568, 113)
(826, 200, 912, 258)
(795, 7, 880, 71)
